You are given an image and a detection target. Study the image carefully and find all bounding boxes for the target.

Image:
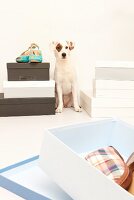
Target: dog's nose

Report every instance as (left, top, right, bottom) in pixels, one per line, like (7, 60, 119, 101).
(62, 53, 66, 58)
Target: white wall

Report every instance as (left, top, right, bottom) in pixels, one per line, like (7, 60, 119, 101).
(0, 0, 134, 92)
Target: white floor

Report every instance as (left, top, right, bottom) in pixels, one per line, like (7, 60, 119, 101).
(0, 108, 90, 200)
(1, 109, 134, 200)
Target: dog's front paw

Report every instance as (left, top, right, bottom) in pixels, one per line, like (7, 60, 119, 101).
(56, 106, 63, 113)
(74, 106, 82, 112)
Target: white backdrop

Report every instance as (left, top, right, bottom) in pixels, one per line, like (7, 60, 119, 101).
(0, 0, 134, 92)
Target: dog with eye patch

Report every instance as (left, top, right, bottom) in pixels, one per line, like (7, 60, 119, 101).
(52, 41, 81, 113)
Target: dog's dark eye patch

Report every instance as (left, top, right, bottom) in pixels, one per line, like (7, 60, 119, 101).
(69, 42, 74, 50)
(56, 43, 62, 52)
(65, 46, 68, 49)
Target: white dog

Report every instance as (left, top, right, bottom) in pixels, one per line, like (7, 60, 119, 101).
(52, 41, 81, 113)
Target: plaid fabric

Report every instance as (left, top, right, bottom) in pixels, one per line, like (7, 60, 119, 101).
(85, 146, 125, 183)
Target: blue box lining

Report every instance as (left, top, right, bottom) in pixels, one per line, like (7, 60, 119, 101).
(0, 155, 51, 200)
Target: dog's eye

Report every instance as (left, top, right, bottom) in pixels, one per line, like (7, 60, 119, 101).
(65, 46, 68, 49)
(57, 47, 60, 51)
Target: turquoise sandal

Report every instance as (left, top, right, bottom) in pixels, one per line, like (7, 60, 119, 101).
(29, 43, 42, 63)
(16, 47, 30, 63)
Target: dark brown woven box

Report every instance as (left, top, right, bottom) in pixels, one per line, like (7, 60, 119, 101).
(7, 63, 50, 81)
(0, 93, 55, 117)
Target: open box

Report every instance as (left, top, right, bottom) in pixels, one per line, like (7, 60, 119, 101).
(39, 119, 134, 200)
(0, 156, 72, 200)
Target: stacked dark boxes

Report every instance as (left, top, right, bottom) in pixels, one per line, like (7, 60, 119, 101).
(0, 63, 55, 116)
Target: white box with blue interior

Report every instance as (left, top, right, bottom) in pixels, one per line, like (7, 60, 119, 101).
(39, 119, 134, 200)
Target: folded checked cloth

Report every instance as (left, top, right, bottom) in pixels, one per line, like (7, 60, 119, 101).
(85, 146, 134, 189)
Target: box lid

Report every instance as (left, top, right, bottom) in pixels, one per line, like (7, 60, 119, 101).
(3, 80, 55, 88)
(0, 94, 55, 105)
(0, 156, 72, 200)
(96, 61, 134, 68)
(7, 63, 50, 69)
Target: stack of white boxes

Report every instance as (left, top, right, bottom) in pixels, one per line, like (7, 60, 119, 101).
(81, 61, 134, 117)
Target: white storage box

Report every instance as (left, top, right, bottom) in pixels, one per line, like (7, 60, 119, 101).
(3, 80, 55, 98)
(0, 156, 72, 200)
(80, 90, 134, 117)
(94, 89, 134, 98)
(39, 119, 134, 200)
(94, 80, 134, 98)
(95, 80, 134, 90)
(95, 61, 134, 80)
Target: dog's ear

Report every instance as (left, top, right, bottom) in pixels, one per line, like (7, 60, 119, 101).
(50, 41, 58, 51)
(67, 41, 75, 50)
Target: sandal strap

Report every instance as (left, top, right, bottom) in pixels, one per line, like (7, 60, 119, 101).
(20, 43, 40, 55)
(126, 152, 134, 173)
(21, 47, 30, 55)
(30, 43, 39, 50)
